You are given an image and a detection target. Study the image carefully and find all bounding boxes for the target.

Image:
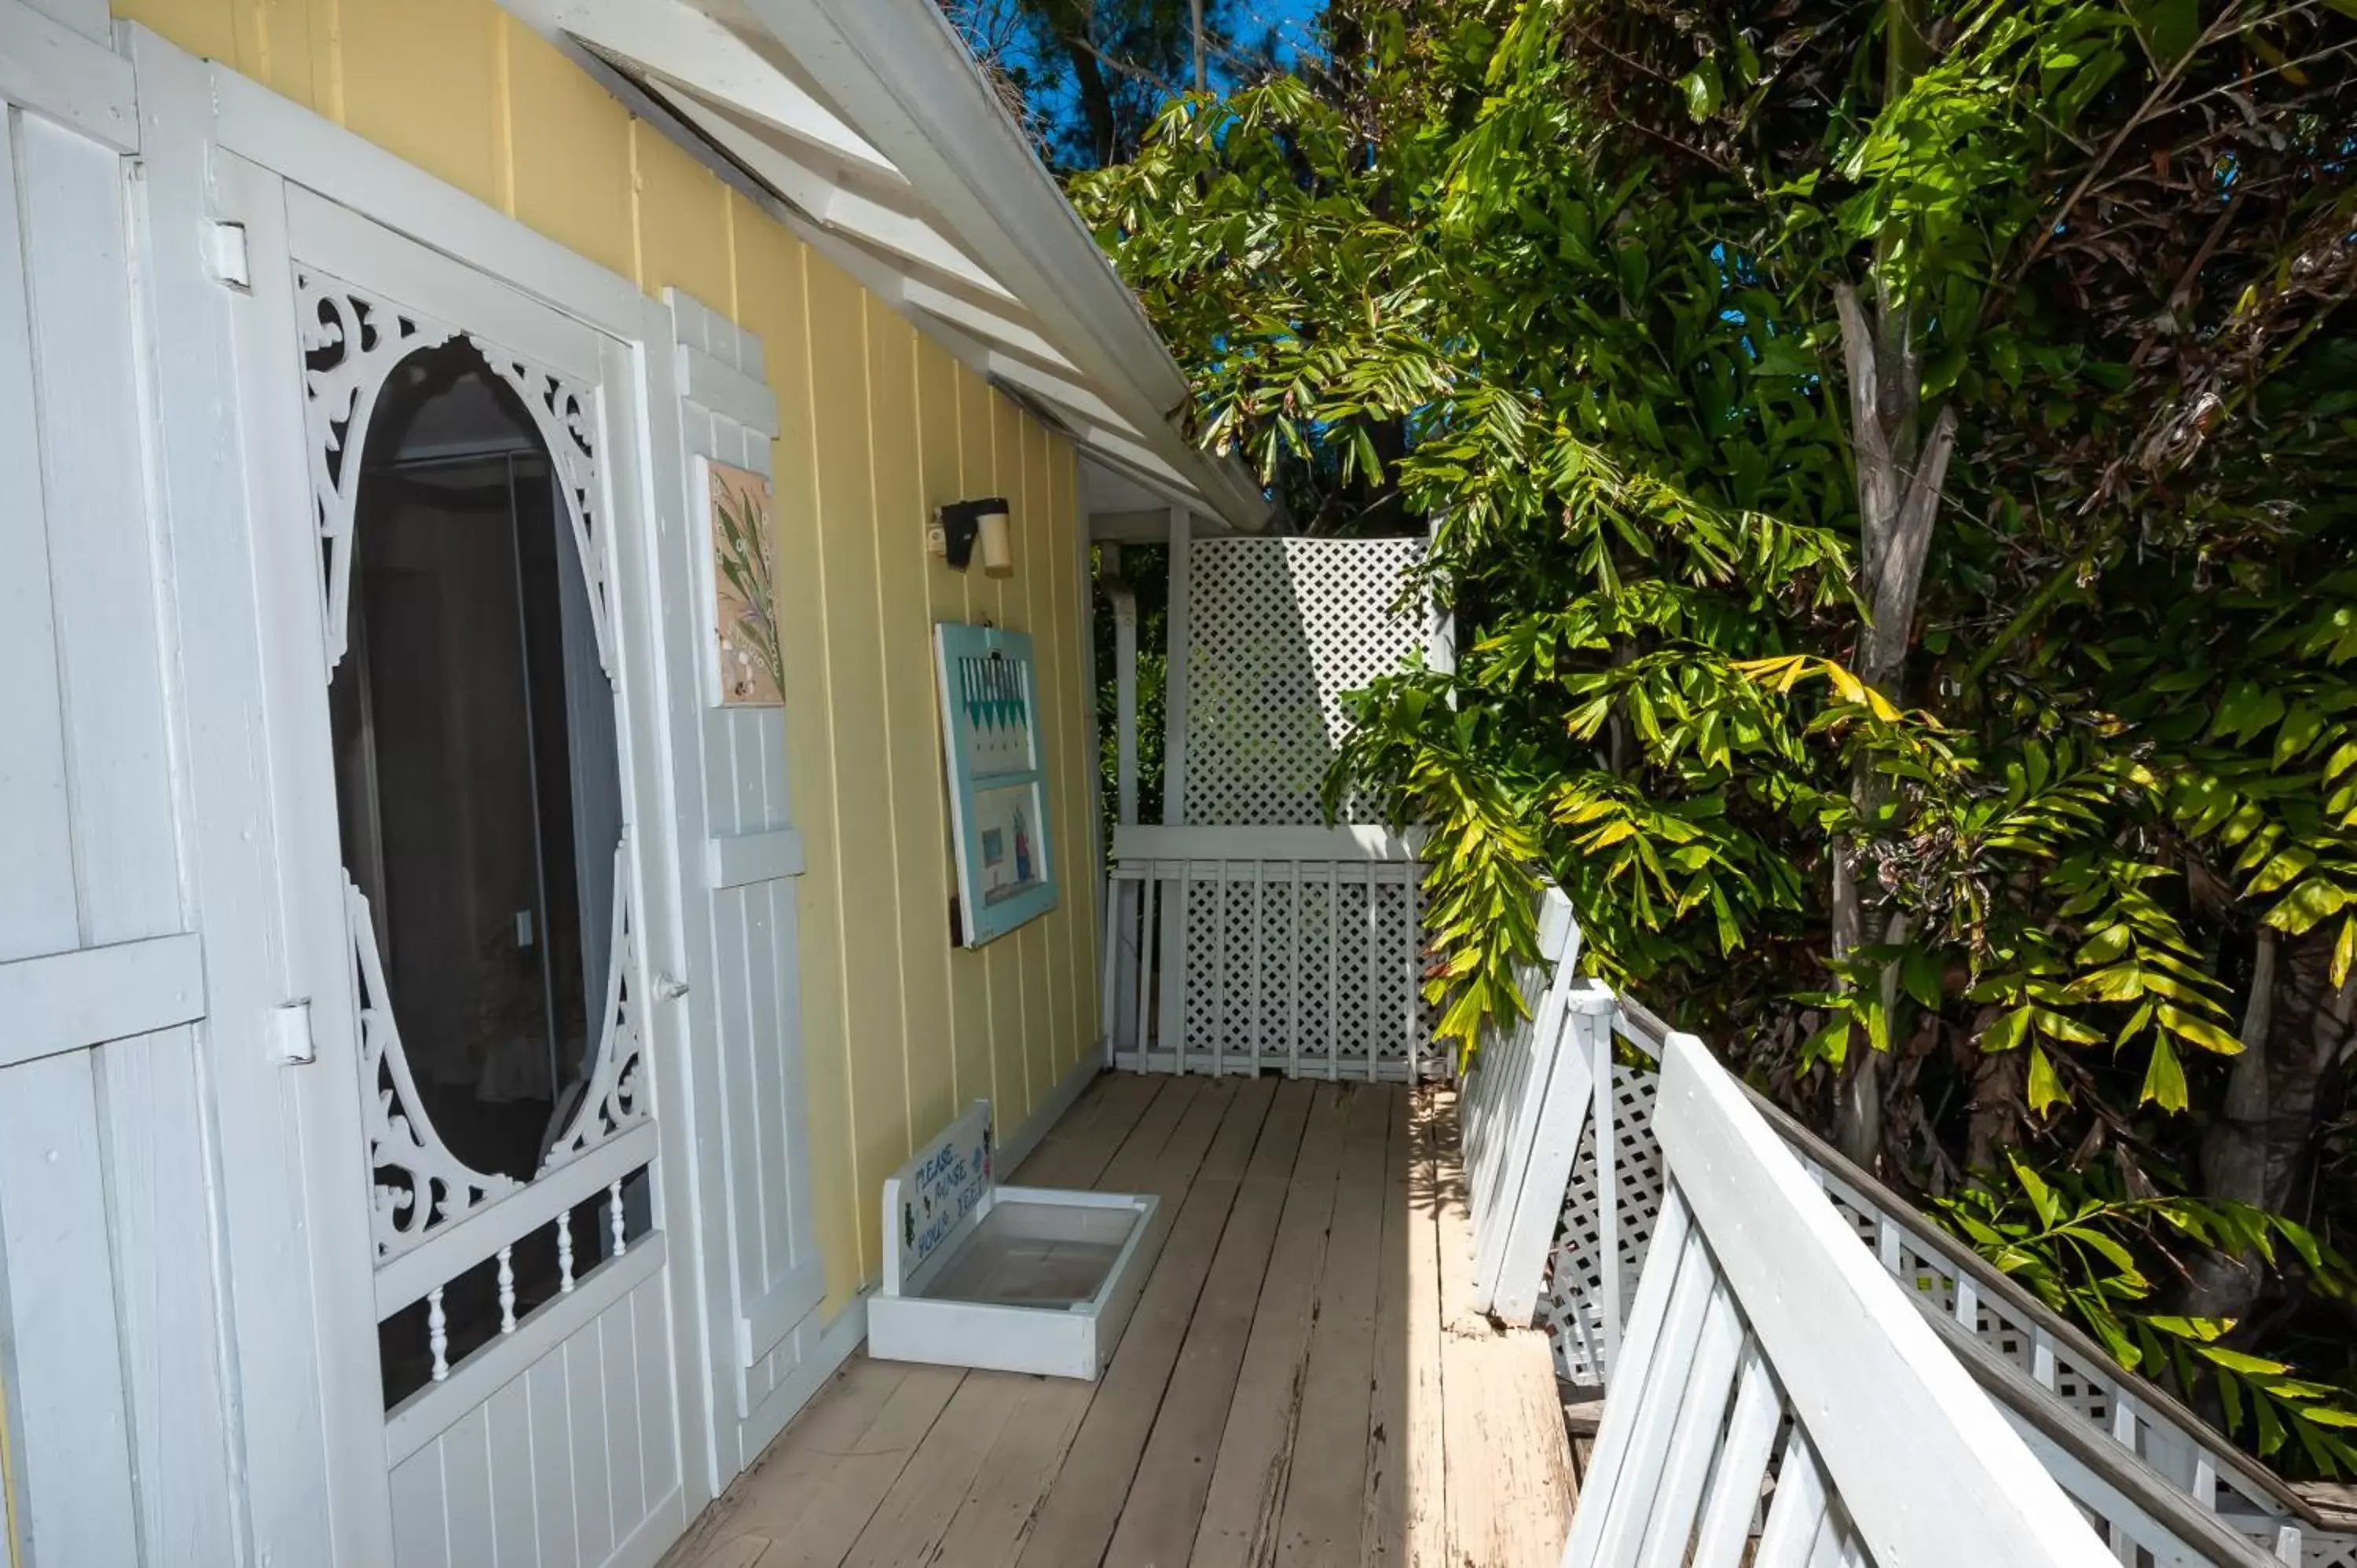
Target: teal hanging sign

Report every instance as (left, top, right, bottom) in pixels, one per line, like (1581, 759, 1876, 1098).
(934, 624, 1058, 946)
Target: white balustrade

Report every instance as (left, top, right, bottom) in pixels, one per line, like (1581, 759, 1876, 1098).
(375, 1141, 655, 1420)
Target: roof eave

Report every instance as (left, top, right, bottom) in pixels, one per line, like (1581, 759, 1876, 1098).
(739, 0, 1270, 532)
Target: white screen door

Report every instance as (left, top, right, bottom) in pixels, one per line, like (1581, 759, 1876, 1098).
(215, 152, 692, 1568)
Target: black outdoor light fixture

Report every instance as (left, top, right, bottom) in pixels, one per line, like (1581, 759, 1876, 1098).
(933, 496, 1014, 577)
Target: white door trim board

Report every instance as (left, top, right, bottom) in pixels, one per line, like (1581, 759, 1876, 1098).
(193, 42, 647, 337)
(0, 0, 134, 152)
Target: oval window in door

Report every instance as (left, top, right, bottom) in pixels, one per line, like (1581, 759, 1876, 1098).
(328, 338, 625, 1188)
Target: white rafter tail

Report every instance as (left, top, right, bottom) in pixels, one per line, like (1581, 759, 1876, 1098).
(549, 0, 897, 178)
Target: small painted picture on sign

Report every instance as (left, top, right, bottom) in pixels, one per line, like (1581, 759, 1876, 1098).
(973, 785, 1040, 904)
(708, 460, 782, 706)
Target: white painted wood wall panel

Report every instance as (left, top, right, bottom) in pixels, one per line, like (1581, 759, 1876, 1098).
(0, 1052, 139, 1568)
(16, 111, 180, 948)
(0, 63, 240, 1568)
(665, 290, 827, 1472)
(388, 1269, 685, 1568)
(0, 106, 77, 965)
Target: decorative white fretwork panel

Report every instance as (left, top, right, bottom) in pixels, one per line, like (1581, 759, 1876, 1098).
(296, 268, 613, 675)
(1182, 537, 1427, 826)
(354, 846, 647, 1265)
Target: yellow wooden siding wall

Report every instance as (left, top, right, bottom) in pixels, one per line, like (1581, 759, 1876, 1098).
(113, 0, 1105, 1315)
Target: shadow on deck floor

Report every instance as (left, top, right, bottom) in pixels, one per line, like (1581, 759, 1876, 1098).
(662, 1073, 1575, 1567)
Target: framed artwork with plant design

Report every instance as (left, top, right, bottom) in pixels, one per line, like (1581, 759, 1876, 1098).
(707, 460, 782, 706)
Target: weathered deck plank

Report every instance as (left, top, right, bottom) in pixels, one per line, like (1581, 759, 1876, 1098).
(1435, 1087, 1578, 1568)
(1401, 1089, 1452, 1567)
(1360, 1088, 1417, 1566)
(1273, 1083, 1392, 1563)
(1014, 1075, 1275, 1566)
(1101, 1080, 1314, 1566)
(1186, 1083, 1351, 1568)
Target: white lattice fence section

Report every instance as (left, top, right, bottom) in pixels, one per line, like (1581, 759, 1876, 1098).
(1103, 826, 1442, 1079)
(1180, 536, 1427, 826)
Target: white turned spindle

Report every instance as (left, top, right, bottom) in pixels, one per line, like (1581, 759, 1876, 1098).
(427, 1287, 449, 1382)
(497, 1245, 517, 1334)
(610, 1178, 628, 1257)
(557, 1211, 575, 1293)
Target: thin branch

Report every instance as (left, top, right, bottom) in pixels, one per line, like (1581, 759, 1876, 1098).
(2009, 3, 2284, 282)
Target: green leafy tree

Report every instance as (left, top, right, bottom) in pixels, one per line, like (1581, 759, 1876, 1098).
(1072, 0, 2357, 1472)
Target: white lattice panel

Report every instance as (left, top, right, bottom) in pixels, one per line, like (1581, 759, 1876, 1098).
(2311, 1535, 2357, 1568)
(1106, 859, 1441, 1079)
(1182, 537, 1427, 826)
(1539, 1064, 1666, 1387)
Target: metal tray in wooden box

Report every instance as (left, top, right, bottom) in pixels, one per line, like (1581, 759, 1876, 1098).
(867, 1102, 1162, 1380)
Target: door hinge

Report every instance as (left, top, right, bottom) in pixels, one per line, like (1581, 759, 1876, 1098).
(271, 997, 315, 1065)
(203, 222, 251, 291)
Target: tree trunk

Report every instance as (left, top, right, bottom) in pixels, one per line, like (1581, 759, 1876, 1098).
(1061, 36, 1121, 167)
(1827, 0, 1956, 1169)
(2183, 927, 2356, 1318)
(1828, 278, 1957, 1169)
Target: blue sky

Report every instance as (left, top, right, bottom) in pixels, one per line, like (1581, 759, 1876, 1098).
(973, 0, 1329, 166)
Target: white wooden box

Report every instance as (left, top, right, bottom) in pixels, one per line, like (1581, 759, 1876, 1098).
(867, 1101, 1162, 1380)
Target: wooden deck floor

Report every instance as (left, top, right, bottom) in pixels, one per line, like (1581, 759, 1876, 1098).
(662, 1072, 1574, 1568)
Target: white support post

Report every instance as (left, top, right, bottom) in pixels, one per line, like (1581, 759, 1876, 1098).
(1161, 506, 1190, 826)
(1084, 530, 1111, 1065)
(1113, 584, 1138, 830)
(1103, 552, 1138, 1068)
(1424, 511, 1455, 676)
(1156, 507, 1191, 1072)
(1595, 1007, 1622, 1376)
(1363, 861, 1380, 1083)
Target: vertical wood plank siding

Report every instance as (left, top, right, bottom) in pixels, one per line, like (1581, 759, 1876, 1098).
(112, 0, 1104, 1312)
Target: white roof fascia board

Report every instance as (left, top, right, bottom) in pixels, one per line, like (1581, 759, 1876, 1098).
(740, 0, 1270, 531)
(533, 0, 896, 177)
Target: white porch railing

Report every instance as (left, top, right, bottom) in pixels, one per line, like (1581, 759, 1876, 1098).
(1457, 886, 2352, 1566)
(1544, 1003, 2352, 1568)
(1100, 825, 1442, 1080)
(1560, 1029, 2122, 1568)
